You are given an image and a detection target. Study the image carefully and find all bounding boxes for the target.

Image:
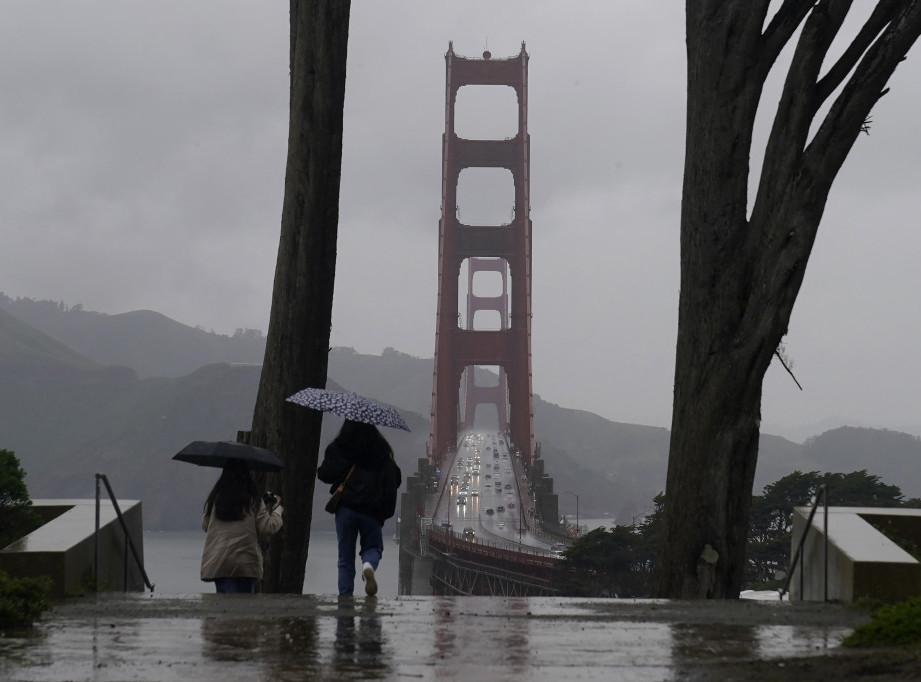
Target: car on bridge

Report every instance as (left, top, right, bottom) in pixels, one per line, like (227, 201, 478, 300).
(462, 527, 476, 541)
(508, 503, 515, 509)
(485, 507, 494, 515)
(456, 495, 467, 505)
(497, 505, 505, 513)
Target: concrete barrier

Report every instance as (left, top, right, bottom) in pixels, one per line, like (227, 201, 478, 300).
(0, 499, 146, 597)
(790, 505, 921, 603)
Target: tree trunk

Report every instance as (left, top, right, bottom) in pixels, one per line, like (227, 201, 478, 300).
(654, 1, 921, 598)
(250, 0, 351, 594)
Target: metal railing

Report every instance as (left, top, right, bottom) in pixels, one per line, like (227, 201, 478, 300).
(779, 484, 828, 601)
(95, 474, 154, 593)
(427, 525, 559, 569)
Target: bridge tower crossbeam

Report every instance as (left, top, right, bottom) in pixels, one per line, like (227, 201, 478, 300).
(428, 41, 535, 468)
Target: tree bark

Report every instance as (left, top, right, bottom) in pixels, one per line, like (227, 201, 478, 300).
(654, 0, 921, 598)
(250, 0, 351, 593)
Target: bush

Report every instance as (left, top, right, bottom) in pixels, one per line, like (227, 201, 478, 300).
(0, 571, 52, 628)
(0, 449, 43, 549)
(844, 597, 921, 647)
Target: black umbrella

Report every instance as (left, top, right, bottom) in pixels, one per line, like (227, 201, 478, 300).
(172, 440, 284, 471)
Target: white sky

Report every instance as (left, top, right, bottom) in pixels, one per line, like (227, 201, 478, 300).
(2, 2, 920, 440)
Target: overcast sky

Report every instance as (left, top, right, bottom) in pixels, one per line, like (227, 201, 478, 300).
(2, 3, 921, 441)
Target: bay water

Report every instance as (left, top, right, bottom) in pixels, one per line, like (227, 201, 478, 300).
(143, 522, 400, 597)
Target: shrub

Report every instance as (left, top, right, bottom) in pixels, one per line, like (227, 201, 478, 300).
(0, 449, 43, 549)
(843, 597, 921, 647)
(0, 571, 52, 628)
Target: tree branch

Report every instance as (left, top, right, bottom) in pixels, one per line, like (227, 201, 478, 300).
(761, 0, 821, 69)
(774, 348, 803, 390)
(816, 0, 905, 104)
(806, 1, 921, 190)
(749, 1, 847, 232)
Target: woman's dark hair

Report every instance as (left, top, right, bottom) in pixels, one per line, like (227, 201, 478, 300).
(335, 420, 393, 462)
(204, 460, 259, 521)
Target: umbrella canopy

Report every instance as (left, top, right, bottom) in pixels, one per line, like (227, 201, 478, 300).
(172, 440, 284, 471)
(286, 388, 411, 432)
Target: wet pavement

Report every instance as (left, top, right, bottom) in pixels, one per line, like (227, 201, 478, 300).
(0, 594, 877, 681)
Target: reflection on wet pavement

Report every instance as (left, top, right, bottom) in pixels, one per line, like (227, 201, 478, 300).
(0, 595, 867, 681)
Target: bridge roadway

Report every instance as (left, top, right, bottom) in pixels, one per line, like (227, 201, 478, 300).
(430, 431, 558, 556)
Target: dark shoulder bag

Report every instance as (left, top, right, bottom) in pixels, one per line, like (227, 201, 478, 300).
(325, 464, 356, 514)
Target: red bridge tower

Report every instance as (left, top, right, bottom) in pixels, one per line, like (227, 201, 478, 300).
(428, 42, 535, 467)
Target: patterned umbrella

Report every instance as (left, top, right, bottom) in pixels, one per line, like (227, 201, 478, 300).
(286, 388, 411, 431)
(172, 440, 284, 471)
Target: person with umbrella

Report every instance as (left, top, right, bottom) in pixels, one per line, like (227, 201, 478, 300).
(199, 459, 284, 593)
(317, 419, 402, 596)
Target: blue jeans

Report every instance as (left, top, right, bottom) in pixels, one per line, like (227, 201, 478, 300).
(214, 577, 256, 594)
(334, 506, 383, 596)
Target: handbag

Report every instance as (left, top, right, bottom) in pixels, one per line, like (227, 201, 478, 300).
(325, 464, 356, 514)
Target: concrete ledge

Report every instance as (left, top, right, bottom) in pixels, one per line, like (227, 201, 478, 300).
(791, 506, 921, 603)
(0, 499, 146, 597)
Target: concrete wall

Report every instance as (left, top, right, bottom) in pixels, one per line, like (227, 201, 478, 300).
(0, 499, 146, 598)
(790, 506, 921, 603)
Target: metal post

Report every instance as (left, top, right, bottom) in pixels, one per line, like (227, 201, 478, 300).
(95, 474, 101, 594)
(823, 484, 829, 602)
(563, 491, 579, 538)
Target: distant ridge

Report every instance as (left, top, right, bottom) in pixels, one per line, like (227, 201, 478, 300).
(0, 306, 99, 371)
(3, 296, 921, 529)
(0, 294, 265, 378)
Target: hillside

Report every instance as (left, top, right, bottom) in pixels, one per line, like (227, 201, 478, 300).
(0, 294, 265, 378)
(0, 306, 100, 371)
(3, 300, 921, 530)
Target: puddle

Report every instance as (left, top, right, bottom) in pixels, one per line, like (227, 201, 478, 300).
(0, 595, 867, 681)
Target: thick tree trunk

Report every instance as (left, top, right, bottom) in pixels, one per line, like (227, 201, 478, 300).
(654, 1, 921, 598)
(250, 0, 351, 593)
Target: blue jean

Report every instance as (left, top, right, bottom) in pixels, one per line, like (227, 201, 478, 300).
(334, 506, 383, 596)
(214, 577, 256, 594)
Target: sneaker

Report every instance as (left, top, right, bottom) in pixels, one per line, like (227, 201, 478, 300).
(362, 562, 378, 596)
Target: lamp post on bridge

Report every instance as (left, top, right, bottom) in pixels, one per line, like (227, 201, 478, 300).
(563, 491, 579, 538)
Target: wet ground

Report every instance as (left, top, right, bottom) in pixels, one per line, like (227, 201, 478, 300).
(1, 593, 918, 681)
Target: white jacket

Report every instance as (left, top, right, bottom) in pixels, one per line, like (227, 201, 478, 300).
(200, 501, 283, 581)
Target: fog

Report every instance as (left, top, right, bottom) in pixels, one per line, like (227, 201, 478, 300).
(2, 3, 920, 440)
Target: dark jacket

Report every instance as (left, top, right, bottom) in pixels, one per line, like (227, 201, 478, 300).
(317, 440, 402, 524)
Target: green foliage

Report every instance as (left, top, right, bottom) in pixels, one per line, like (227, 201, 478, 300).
(0, 448, 30, 506)
(0, 449, 43, 549)
(555, 494, 664, 597)
(863, 517, 921, 562)
(843, 597, 921, 647)
(0, 571, 52, 628)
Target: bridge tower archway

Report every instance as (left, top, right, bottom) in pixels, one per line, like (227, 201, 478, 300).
(428, 42, 534, 469)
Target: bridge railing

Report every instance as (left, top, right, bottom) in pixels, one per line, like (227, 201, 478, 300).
(427, 525, 559, 569)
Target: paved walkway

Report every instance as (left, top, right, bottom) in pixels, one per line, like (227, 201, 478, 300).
(0, 594, 880, 681)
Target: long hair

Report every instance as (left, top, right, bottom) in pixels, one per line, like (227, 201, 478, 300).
(334, 420, 393, 462)
(204, 460, 258, 521)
